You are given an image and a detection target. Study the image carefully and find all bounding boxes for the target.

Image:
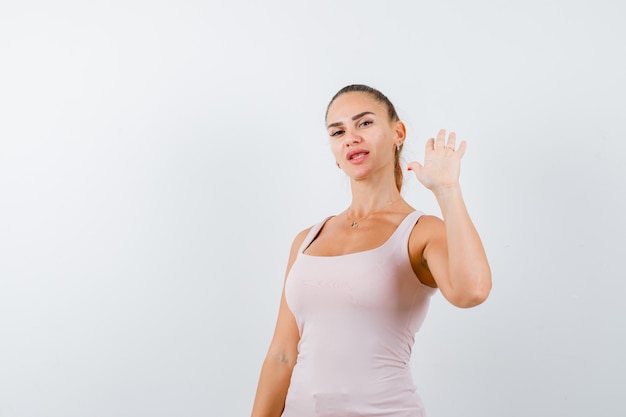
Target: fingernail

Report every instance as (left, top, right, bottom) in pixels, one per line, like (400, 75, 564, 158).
(407, 166, 412, 171)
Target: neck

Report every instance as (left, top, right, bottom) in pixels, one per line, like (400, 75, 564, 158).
(347, 173, 401, 217)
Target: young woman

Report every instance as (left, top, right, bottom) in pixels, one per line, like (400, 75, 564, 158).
(251, 84, 492, 417)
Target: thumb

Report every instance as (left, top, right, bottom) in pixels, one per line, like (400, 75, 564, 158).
(407, 161, 423, 176)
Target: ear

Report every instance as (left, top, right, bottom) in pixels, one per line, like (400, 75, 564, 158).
(394, 120, 407, 143)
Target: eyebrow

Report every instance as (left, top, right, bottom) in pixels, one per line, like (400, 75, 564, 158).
(327, 111, 375, 129)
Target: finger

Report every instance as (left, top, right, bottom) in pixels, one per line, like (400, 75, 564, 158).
(446, 131, 457, 151)
(406, 161, 423, 175)
(424, 137, 435, 152)
(434, 129, 446, 150)
(456, 140, 467, 157)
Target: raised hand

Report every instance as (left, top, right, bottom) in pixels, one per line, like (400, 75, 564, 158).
(407, 129, 466, 193)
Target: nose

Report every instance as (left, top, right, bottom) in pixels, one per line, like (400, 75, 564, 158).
(344, 130, 362, 147)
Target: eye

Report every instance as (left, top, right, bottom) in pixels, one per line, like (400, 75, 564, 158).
(330, 129, 344, 137)
(359, 120, 373, 127)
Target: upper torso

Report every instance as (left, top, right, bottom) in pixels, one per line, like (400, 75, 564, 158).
(282, 210, 436, 417)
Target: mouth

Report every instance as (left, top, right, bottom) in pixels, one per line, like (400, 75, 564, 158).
(347, 149, 369, 162)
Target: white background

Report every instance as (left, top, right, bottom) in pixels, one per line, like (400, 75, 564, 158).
(1, 1, 625, 416)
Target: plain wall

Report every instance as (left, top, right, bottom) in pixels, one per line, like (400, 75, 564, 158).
(1, 1, 625, 416)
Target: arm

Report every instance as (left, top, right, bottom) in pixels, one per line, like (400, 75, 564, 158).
(250, 229, 309, 417)
(408, 130, 492, 308)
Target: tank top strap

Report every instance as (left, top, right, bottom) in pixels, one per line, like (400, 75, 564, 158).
(386, 210, 424, 251)
(297, 216, 333, 254)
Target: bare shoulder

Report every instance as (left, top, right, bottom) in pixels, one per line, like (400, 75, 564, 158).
(290, 227, 312, 255)
(293, 227, 312, 248)
(284, 226, 313, 274)
(412, 214, 445, 238)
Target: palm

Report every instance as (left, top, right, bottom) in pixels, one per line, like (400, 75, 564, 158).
(408, 129, 466, 191)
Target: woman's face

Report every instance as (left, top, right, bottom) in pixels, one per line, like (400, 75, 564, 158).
(325, 91, 404, 181)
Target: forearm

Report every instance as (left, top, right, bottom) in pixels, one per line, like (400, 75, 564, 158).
(251, 355, 294, 417)
(434, 184, 492, 306)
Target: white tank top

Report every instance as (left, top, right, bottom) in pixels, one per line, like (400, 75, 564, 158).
(283, 210, 437, 417)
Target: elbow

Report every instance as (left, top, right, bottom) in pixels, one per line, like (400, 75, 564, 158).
(453, 288, 490, 308)
(448, 273, 492, 308)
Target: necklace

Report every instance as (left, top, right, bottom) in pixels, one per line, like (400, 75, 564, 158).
(346, 199, 400, 229)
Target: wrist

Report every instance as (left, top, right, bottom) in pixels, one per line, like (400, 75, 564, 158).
(431, 183, 462, 199)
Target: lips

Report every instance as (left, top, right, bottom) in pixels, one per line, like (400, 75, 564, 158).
(346, 148, 369, 162)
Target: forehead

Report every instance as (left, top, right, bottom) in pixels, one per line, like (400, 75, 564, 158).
(326, 92, 385, 122)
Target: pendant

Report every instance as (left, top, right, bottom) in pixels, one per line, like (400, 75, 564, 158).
(351, 221, 358, 229)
